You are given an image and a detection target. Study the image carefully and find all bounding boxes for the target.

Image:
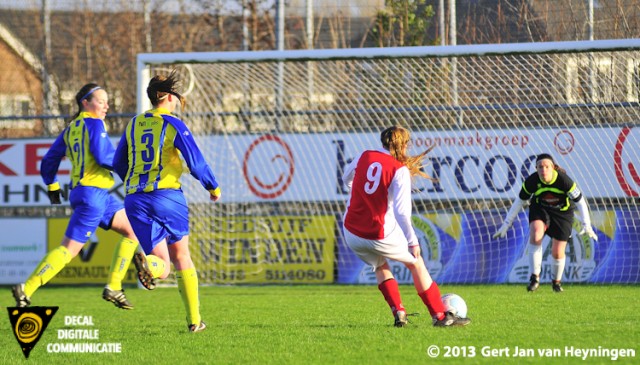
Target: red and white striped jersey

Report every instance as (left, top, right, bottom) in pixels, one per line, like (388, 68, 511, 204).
(343, 148, 418, 246)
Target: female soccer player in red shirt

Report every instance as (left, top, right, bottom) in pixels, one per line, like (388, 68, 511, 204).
(342, 126, 470, 327)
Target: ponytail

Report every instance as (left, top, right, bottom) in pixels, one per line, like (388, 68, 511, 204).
(380, 126, 433, 179)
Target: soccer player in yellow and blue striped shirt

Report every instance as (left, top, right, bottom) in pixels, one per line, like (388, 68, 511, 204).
(113, 71, 220, 333)
(12, 84, 141, 310)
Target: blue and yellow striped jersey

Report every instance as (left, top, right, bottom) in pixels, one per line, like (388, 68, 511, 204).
(113, 108, 219, 195)
(41, 111, 115, 189)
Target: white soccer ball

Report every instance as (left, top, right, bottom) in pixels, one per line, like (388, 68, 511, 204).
(442, 293, 468, 318)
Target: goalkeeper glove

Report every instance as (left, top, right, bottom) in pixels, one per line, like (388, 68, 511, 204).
(492, 198, 527, 239)
(493, 224, 511, 239)
(579, 224, 598, 241)
(575, 196, 597, 241)
(47, 182, 67, 205)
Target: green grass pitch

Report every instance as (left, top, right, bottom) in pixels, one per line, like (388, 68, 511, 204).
(1, 284, 638, 364)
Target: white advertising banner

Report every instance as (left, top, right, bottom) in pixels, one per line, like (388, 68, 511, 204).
(0, 218, 47, 284)
(0, 138, 123, 207)
(2, 126, 639, 206)
(184, 126, 640, 202)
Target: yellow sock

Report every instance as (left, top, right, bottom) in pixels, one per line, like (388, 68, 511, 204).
(24, 246, 72, 297)
(106, 238, 137, 291)
(176, 267, 201, 325)
(146, 255, 167, 278)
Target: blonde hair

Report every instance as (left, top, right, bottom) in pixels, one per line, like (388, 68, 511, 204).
(380, 126, 433, 179)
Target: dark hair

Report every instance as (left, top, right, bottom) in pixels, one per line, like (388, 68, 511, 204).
(72, 83, 101, 119)
(535, 153, 566, 173)
(146, 70, 185, 110)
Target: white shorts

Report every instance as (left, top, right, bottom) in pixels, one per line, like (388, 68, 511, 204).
(343, 225, 417, 270)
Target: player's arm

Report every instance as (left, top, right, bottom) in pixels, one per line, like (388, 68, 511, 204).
(40, 130, 68, 204)
(113, 133, 129, 182)
(492, 181, 531, 239)
(87, 120, 115, 170)
(567, 180, 598, 241)
(391, 167, 420, 256)
(171, 120, 220, 200)
(341, 153, 361, 192)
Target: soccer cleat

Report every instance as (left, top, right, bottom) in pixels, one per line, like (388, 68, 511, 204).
(394, 310, 408, 327)
(11, 284, 31, 308)
(433, 312, 471, 327)
(133, 252, 156, 290)
(552, 280, 564, 292)
(527, 274, 540, 292)
(393, 311, 419, 327)
(102, 287, 134, 310)
(188, 321, 207, 333)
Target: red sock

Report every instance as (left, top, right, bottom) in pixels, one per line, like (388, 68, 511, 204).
(378, 279, 405, 315)
(418, 282, 446, 320)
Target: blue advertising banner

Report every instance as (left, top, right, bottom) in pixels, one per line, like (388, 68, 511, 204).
(337, 209, 640, 284)
(438, 211, 528, 284)
(590, 209, 640, 283)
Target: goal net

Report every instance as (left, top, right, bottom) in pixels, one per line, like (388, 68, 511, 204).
(137, 39, 640, 285)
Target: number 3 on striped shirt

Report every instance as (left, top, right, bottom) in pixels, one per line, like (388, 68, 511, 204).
(141, 130, 155, 172)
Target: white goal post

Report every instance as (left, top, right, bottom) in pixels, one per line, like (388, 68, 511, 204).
(137, 39, 640, 285)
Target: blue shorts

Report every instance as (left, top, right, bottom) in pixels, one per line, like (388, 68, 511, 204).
(66, 186, 123, 243)
(124, 189, 189, 254)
